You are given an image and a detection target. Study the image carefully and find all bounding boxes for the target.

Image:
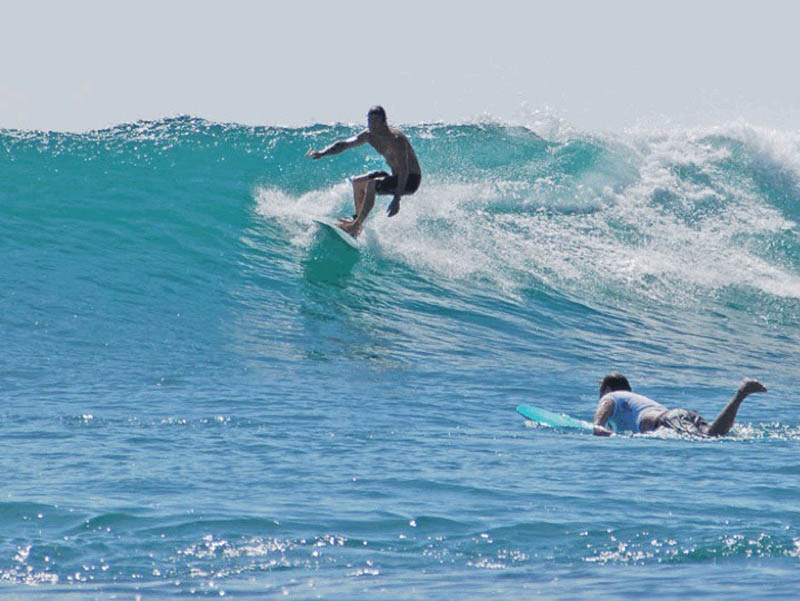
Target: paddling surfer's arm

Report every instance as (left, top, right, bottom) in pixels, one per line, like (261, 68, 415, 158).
(307, 131, 369, 159)
(593, 396, 615, 437)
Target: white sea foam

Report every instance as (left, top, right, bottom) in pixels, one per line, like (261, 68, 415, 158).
(252, 122, 800, 308)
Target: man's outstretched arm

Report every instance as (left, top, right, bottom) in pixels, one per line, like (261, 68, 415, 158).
(593, 397, 615, 437)
(307, 131, 369, 159)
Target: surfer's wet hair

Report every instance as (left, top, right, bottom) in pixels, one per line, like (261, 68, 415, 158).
(599, 372, 631, 397)
(368, 105, 387, 122)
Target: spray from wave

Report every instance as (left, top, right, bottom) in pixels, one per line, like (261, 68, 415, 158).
(253, 120, 800, 318)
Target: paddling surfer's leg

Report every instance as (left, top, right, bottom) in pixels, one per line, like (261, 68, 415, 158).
(706, 378, 767, 436)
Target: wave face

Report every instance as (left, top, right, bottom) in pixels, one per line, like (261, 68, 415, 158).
(3, 116, 800, 598)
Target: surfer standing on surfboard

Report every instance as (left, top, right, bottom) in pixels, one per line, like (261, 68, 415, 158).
(306, 106, 421, 237)
(593, 373, 767, 437)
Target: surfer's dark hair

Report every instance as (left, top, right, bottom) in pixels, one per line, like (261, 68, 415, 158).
(599, 373, 631, 397)
(368, 105, 387, 122)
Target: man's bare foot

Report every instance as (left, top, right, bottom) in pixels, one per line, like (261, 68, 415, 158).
(338, 220, 361, 237)
(739, 378, 767, 396)
(336, 213, 358, 225)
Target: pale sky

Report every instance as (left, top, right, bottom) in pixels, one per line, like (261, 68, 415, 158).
(2, 0, 799, 132)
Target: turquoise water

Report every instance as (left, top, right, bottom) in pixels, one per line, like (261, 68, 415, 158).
(2, 116, 800, 599)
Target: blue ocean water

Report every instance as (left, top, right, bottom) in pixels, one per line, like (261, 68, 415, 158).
(2, 116, 800, 599)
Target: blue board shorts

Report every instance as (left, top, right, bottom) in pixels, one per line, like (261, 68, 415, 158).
(367, 170, 421, 195)
(656, 409, 711, 437)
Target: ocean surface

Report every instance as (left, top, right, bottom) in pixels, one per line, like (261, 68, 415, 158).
(2, 116, 800, 599)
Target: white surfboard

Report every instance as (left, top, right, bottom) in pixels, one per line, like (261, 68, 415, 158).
(313, 218, 361, 250)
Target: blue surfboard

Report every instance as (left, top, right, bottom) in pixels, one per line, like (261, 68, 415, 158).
(313, 218, 360, 250)
(516, 404, 593, 431)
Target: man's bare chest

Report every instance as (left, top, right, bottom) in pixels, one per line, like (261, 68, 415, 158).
(369, 137, 403, 164)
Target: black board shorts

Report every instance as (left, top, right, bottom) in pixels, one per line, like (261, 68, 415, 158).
(656, 409, 711, 437)
(367, 170, 421, 195)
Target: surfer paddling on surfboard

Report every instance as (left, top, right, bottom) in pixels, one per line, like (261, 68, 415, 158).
(306, 106, 421, 237)
(593, 372, 767, 437)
